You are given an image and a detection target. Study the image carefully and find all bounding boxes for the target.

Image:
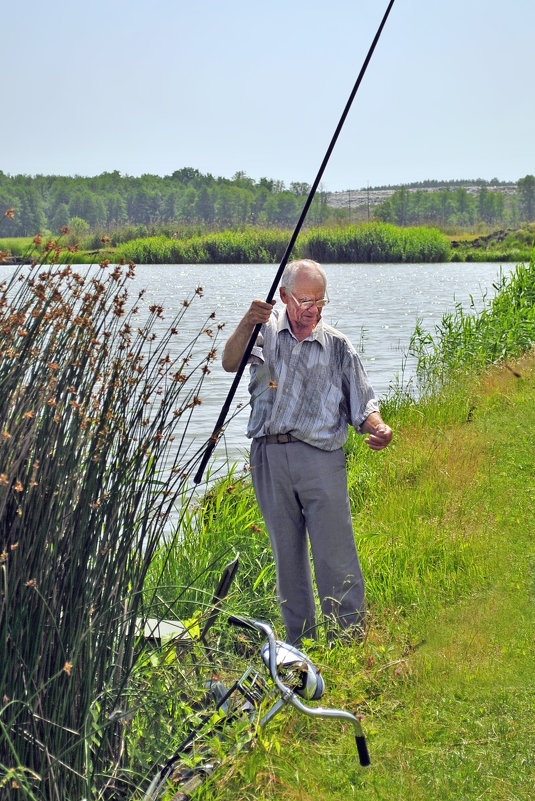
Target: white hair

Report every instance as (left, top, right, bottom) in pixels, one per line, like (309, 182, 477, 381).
(280, 259, 327, 292)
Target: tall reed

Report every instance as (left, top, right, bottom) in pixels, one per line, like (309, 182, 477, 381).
(0, 258, 223, 799)
(299, 223, 450, 263)
(116, 223, 450, 265)
(409, 258, 535, 385)
(119, 229, 293, 265)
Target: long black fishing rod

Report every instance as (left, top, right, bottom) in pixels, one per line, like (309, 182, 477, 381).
(194, 0, 396, 485)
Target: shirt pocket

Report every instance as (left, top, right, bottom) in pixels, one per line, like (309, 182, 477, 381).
(302, 368, 342, 423)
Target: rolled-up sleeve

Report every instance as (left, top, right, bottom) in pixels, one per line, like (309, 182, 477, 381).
(249, 330, 264, 365)
(343, 346, 380, 433)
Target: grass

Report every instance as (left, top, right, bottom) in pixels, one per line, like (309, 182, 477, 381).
(449, 223, 535, 262)
(120, 259, 535, 800)
(0, 238, 35, 257)
(358, 362, 535, 801)
(195, 353, 535, 801)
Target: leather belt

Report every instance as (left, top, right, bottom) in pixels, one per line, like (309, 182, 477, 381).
(257, 433, 300, 444)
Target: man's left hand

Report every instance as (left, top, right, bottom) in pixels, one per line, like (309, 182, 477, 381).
(364, 423, 393, 451)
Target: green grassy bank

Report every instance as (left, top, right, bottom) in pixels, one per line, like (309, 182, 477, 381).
(192, 352, 535, 801)
(1, 223, 450, 265)
(130, 261, 535, 800)
(449, 223, 535, 262)
(3, 222, 534, 265)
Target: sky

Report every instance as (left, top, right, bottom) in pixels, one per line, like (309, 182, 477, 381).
(2, 0, 534, 192)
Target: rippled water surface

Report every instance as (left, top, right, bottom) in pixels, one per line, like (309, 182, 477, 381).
(1, 261, 515, 475)
(125, 262, 514, 470)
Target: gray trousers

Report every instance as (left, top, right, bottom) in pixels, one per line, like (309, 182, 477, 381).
(250, 438, 365, 644)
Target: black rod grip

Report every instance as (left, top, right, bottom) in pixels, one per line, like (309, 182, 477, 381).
(193, 323, 261, 484)
(356, 735, 371, 767)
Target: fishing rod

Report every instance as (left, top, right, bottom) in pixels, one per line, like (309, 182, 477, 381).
(193, 0, 396, 485)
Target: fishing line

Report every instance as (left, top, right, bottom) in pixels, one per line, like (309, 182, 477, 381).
(194, 0, 396, 484)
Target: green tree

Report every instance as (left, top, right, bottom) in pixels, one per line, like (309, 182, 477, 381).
(51, 202, 70, 232)
(214, 186, 250, 225)
(195, 187, 215, 223)
(478, 188, 505, 225)
(0, 191, 19, 236)
(170, 167, 202, 185)
(127, 188, 161, 224)
(389, 187, 411, 226)
(263, 192, 298, 225)
(106, 193, 128, 226)
(162, 190, 181, 222)
(453, 187, 475, 225)
(177, 187, 198, 223)
(50, 179, 73, 210)
(232, 171, 255, 189)
(517, 174, 535, 221)
(290, 182, 311, 196)
(67, 216, 90, 242)
(18, 187, 46, 234)
(258, 177, 275, 193)
(250, 187, 270, 223)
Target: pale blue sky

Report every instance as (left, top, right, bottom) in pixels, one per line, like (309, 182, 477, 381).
(3, 0, 533, 190)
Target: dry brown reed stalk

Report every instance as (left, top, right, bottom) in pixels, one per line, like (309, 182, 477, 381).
(0, 259, 222, 799)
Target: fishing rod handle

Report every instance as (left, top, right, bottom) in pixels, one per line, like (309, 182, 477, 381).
(356, 735, 371, 767)
(193, 321, 262, 484)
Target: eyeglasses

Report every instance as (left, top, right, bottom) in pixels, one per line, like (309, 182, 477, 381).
(287, 290, 329, 310)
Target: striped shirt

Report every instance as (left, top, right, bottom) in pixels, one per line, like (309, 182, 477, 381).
(246, 307, 379, 451)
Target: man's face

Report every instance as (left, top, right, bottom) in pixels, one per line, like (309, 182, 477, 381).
(280, 272, 327, 333)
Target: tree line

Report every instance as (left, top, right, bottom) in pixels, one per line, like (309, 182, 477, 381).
(0, 168, 337, 237)
(1, 168, 534, 238)
(373, 176, 535, 228)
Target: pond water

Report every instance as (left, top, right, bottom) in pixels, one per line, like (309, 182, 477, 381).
(0, 260, 516, 479)
(124, 261, 515, 473)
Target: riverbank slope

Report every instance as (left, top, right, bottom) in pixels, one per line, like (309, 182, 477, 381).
(207, 353, 535, 801)
(2, 223, 533, 264)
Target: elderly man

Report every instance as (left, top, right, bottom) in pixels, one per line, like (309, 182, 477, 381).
(223, 259, 392, 644)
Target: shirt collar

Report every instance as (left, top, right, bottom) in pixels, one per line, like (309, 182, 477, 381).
(276, 306, 326, 348)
